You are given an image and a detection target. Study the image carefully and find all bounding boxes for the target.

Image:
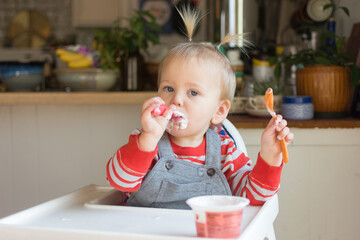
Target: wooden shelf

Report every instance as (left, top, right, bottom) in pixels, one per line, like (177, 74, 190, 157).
(228, 114, 360, 129)
(0, 92, 157, 105)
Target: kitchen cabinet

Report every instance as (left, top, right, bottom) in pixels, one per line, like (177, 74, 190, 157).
(72, 0, 139, 28)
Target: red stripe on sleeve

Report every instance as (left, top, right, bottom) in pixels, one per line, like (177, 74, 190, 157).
(119, 134, 158, 173)
(245, 188, 266, 206)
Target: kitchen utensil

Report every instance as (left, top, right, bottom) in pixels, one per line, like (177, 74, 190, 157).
(7, 10, 51, 48)
(151, 104, 188, 129)
(245, 107, 272, 118)
(264, 88, 289, 163)
(247, 95, 281, 111)
(151, 104, 168, 116)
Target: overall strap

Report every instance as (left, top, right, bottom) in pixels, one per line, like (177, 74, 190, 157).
(157, 133, 174, 159)
(205, 129, 221, 169)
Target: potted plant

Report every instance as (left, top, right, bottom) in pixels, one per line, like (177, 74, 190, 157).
(94, 10, 161, 91)
(253, 77, 284, 96)
(246, 77, 284, 112)
(270, 2, 358, 118)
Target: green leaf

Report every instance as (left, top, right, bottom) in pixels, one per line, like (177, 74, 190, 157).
(339, 6, 350, 16)
(253, 78, 284, 95)
(269, 56, 278, 66)
(323, 3, 334, 11)
(274, 64, 281, 79)
(93, 9, 160, 69)
(315, 56, 332, 65)
(336, 37, 345, 52)
(351, 64, 360, 88)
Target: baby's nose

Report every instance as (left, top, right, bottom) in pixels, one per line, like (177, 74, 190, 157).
(170, 93, 184, 107)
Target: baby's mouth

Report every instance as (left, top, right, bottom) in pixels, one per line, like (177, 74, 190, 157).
(171, 116, 183, 122)
(170, 110, 184, 122)
(167, 110, 188, 130)
(151, 104, 188, 130)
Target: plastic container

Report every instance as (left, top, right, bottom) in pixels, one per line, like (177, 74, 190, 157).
(227, 49, 244, 95)
(252, 56, 274, 83)
(281, 96, 314, 120)
(186, 195, 249, 239)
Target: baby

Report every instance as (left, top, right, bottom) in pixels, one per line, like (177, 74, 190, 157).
(106, 6, 294, 209)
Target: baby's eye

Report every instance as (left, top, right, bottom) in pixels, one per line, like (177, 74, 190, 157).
(189, 90, 198, 96)
(165, 86, 174, 92)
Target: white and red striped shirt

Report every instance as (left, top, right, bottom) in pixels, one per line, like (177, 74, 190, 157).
(106, 128, 282, 206)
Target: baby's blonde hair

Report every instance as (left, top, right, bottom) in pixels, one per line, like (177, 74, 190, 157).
(157, 4, 249, 103)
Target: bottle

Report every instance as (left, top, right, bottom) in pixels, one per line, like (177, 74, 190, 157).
(227, 49, 244, 96)
(326, 17, 336, 46)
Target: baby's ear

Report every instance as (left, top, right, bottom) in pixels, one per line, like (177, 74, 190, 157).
(211, 100, 231, 125)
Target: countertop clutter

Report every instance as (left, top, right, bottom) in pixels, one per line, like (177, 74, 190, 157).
(0, 185, 279, 240)
(0, 91, 359, 129)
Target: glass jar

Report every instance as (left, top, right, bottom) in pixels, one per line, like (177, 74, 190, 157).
(281, 96, 314, 120)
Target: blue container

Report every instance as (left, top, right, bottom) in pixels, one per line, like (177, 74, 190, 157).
(281, 96, 314, 120)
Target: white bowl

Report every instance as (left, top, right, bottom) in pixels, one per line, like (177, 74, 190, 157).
(55, 68, 118, 91)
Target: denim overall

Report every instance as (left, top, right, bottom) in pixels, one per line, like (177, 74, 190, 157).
(126, 129, 232, 209)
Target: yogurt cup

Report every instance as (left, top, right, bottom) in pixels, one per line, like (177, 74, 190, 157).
(186, 195, 250, 239)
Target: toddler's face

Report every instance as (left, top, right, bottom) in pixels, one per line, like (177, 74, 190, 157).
(158, 57, 226, 141)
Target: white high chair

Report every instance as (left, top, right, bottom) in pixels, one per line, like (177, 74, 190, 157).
(221, 118, 248, 156)
(221, 119, 278, 240)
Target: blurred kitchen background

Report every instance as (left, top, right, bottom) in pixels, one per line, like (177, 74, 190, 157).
(0, 0, 357, 93)
(1, 1, 360, 240)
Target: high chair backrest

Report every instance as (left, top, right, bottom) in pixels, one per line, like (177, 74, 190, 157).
(221, 119, 248, 156)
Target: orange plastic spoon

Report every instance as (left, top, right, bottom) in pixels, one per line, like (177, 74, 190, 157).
(264, 88, 289, 163)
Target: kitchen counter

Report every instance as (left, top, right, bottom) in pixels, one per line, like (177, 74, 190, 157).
(228, 114, 360, 129)
(0, 91, 359, 128)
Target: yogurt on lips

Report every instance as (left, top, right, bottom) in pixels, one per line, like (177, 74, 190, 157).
(166, 110, 188, 130)
(151, 104, 188, 130)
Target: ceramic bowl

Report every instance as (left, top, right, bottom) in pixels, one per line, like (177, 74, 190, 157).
(0, 63, 43, 91)
(55, 68, 118, 91)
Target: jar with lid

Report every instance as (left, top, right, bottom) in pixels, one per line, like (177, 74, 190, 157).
(281, 96, 314, 120)
(252, 54, 273, 83)
(227, 49, 244, 95)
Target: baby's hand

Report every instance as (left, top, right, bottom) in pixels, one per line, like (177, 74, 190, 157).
(138, 97, 175, 151)
(260, 115, 294, 166)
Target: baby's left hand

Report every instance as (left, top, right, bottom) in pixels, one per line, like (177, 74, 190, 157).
(260, 115, 294, 166)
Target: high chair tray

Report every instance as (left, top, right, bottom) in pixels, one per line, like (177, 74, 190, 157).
(0, 184, 278, 239)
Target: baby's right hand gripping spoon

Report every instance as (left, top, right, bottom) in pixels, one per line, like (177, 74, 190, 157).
(264, 88, 289, 163)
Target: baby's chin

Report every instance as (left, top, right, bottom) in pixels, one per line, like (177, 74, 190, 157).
(166, 119, 188, 133)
